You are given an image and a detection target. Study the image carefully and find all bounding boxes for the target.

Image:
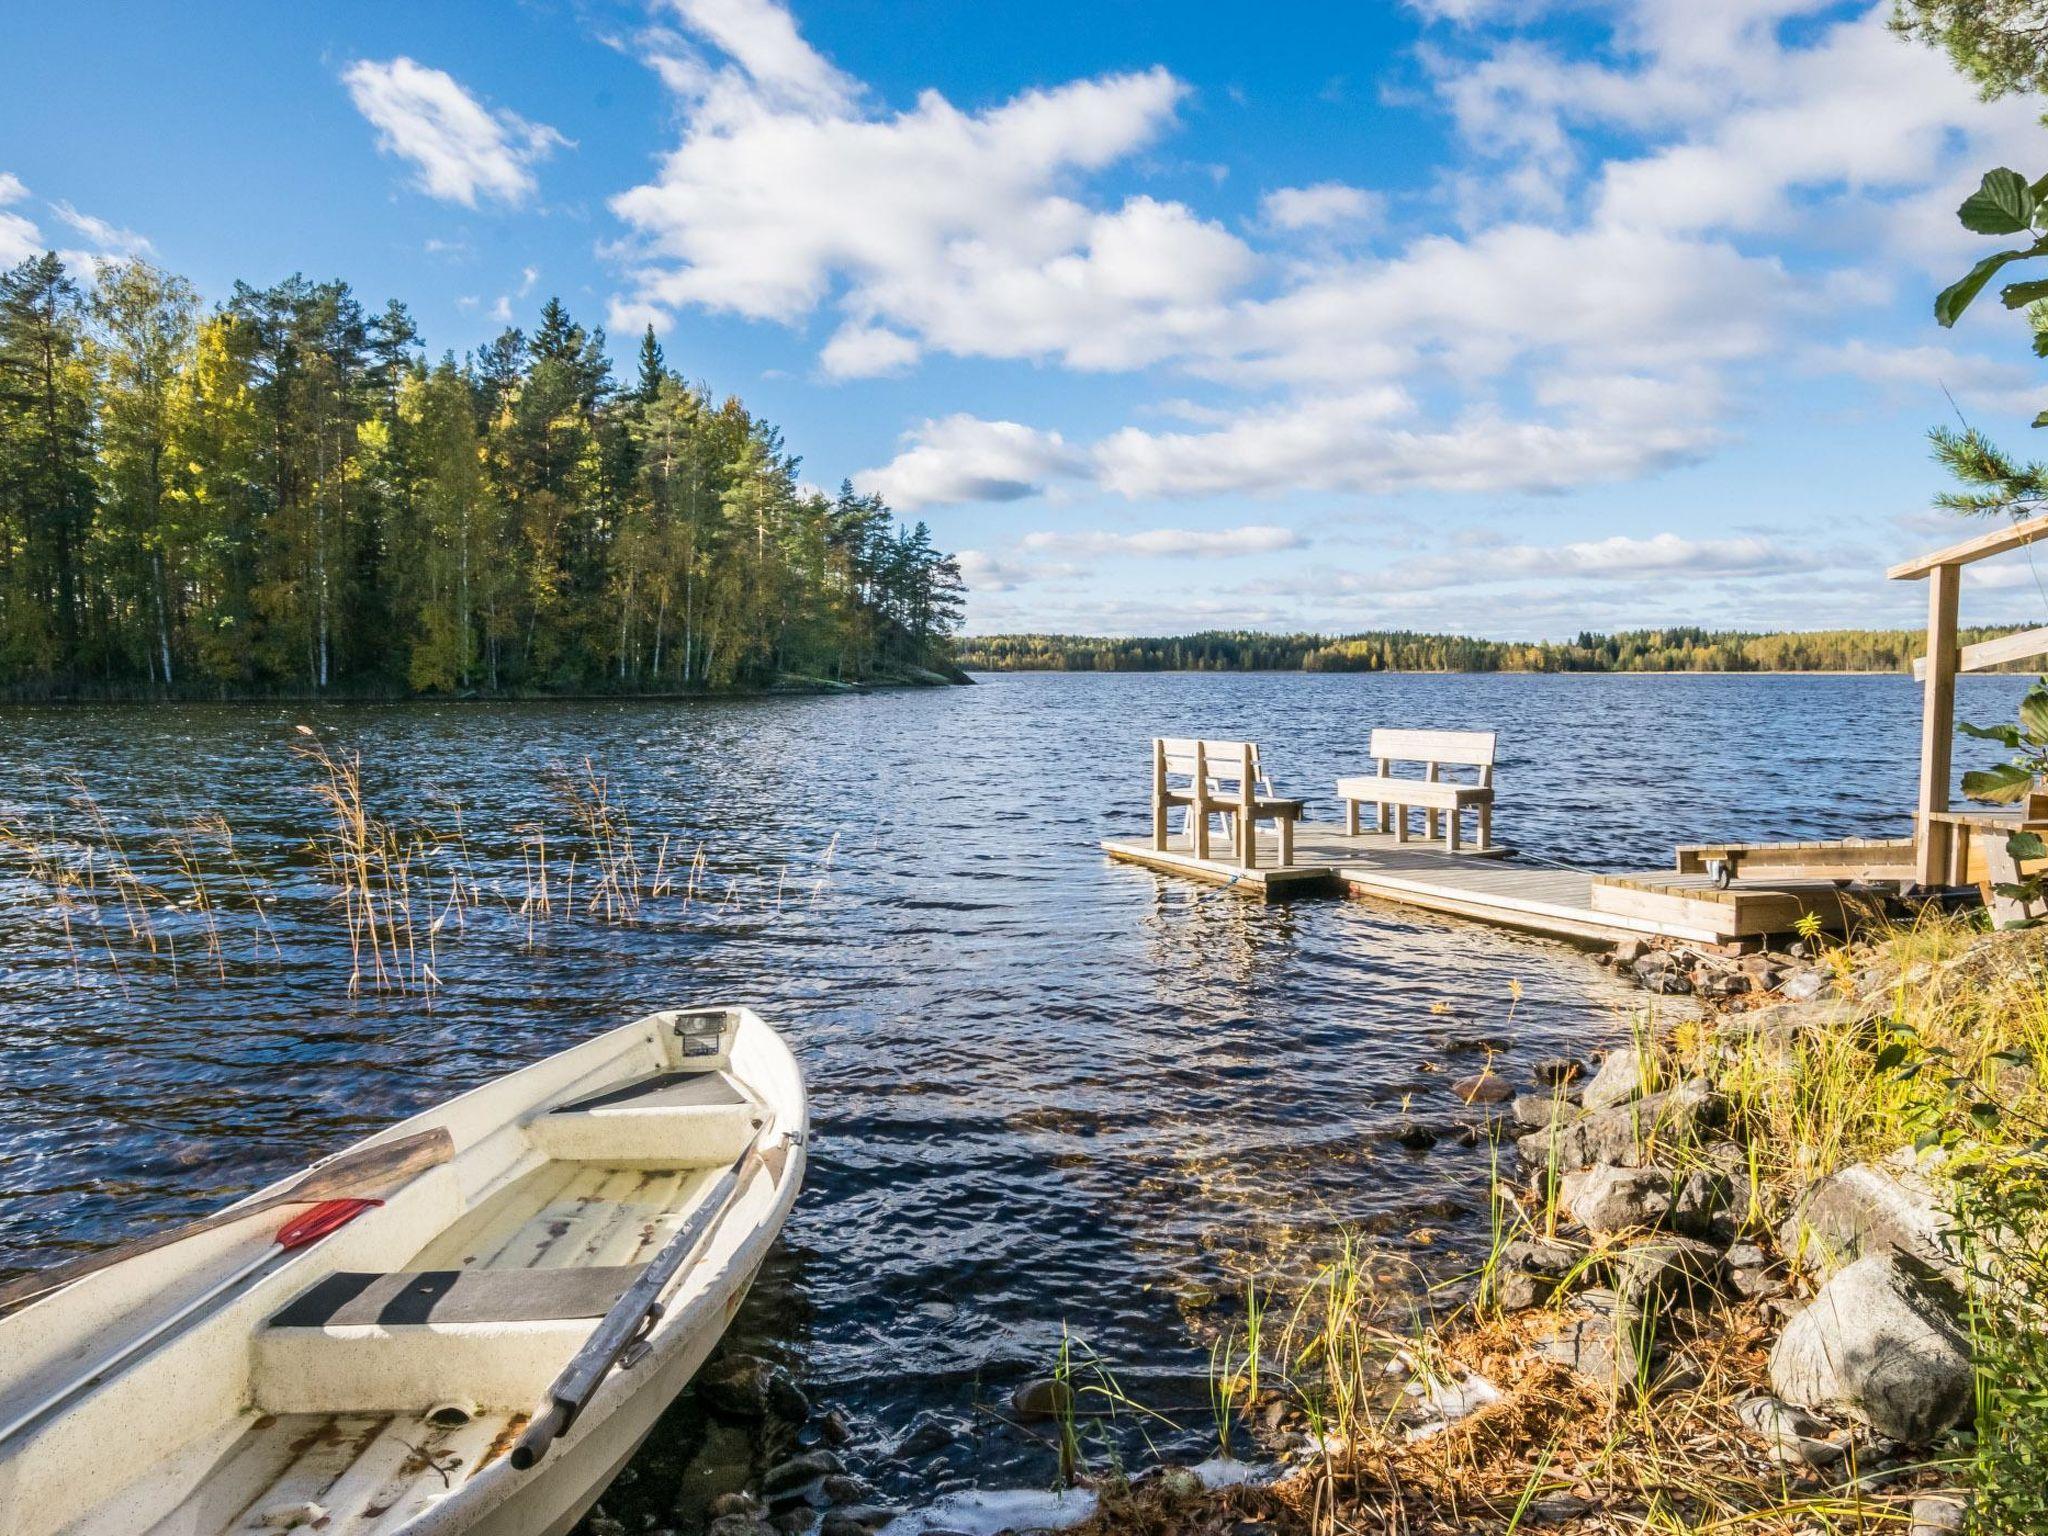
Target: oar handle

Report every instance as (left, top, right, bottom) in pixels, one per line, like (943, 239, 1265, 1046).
(508, 1401, 572, 1470)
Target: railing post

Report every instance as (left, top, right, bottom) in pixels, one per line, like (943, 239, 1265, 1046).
(1915, 562, 1961, 887)
(1151, 739, 1168, 851)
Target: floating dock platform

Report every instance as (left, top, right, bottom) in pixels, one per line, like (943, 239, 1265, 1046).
(1101, 825, 1856, 949)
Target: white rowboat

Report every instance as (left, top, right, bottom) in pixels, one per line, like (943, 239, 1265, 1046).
(0, 1006, 807, 1536)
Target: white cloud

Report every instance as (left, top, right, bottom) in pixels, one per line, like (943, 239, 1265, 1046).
(1261, 182, 1380, 231)
(1019, 525, 1306, 558)
(820, 323, 920, 379)
(0, 172, 38, 266)
(1810, 339, 2041, 416)
(343, 57, 567, 208)
(48, 201, 151, 256)
(955, 549, 1042, 593)
(660, 0, 856, 112)
(856, 415, 1084, 510)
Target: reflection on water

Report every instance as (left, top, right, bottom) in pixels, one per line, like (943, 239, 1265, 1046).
(0, 672, 2028, 1501)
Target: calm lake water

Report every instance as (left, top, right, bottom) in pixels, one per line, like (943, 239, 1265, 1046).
(0, 671, 2032, 1513)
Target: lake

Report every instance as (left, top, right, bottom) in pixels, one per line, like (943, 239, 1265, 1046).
(0, 671, 2031, 1513)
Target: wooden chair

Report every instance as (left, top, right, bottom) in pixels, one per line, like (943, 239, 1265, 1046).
(1336, 729, 1497, 853)
(1152, 738, 1306, 870)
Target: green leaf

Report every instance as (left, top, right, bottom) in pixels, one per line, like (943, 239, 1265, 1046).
(2010, 831, 2048, 861)
(1963, 762, 2036, 803)
(2035, 410, 2048, 428)
(2020, 686, 2048, 743)
(1960, 169, 2037, 234)
(1916, 1129, 1944, 1153)
(1959, 720, 2022, 747)
(1970, 1101, 2003, 1131)
(1937, 247, 2036, 327)
(2004, 278, 2048, 308)
(1875, 1041, 1909, 1071)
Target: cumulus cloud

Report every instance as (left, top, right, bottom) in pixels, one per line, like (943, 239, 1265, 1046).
(343, 57, 568, 207)
(856, 415, 1085, 510)
(820, 323, 920, 379)
(0, 172, 39, 266)
(49, 201, 152, 256)
(1809, 340, 2040, 416)
(1261, 182, 1380, 231)
(1019, 525, 1305, 558)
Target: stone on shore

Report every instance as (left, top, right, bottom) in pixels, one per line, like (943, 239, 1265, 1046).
(1561, 1163, 1673, 1235)
(1515, 1079, 1718, 1172)
(1452, 1070, 1514, 1105)
(1778, 1162, 1952, 1278)
(1768, 1253, 1973, 1444)
(1735, 1395, 1844, 1468)
(1511, 1092, 1569, 1129)
(1532, 1056, 1583, 1088)
(1581, 1049, 1649, 1113)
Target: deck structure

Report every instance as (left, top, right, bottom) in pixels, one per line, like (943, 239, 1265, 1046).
(1102, 825, 1855, 948)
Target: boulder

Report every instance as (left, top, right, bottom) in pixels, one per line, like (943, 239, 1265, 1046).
(698, 1355, 779, 1421)
(1491, 1266, 1555, 1311)
(1671, 1167, 1736, 1242)
(1910, 1495, 1966, 1535)
(1612, 1233, 1722, 1304)
(761, 1449, 845, 1498)
(1504, 1235, 1579, 1277)
(1735, 1395, 1844, 1468)
(1581, 1050, 1649, 1113)
(1535, 1300, 1659, 1388)
(1633, 956, 1693, 995)
(1780, 968, 1828, 1001)
(1768, 1253, 1973, 1444)
(1511, 1092, 1569, 1130)
(1563, 1163, 1674, 1235)
(1516, 1079, 1719, 1172)
(1532, 1056, 1583, 1088)
(1452, 1070, 1514, 1105)
(1779, 1163, 1953, 1279)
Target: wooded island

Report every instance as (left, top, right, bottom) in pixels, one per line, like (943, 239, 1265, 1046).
(0, 253, 964, 699)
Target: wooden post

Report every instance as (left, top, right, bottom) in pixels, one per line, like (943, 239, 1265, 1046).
(1192, 740, 1211, 860)
(1916, 563, 1961, 887)
(1151, 739, 1168, 851)
(1238, 744, 1257, 869)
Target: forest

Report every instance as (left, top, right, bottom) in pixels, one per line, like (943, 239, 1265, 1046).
(956, 625, 2037, 674)
(0, 252, 964, 698)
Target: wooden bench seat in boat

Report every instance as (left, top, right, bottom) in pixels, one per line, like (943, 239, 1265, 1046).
(1336, 729, 1498, 853)
(1151, 737, 1306, 869)
(529, 1070, 764, 1168)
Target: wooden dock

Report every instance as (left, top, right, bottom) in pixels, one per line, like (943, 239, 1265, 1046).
(1101, 824, 1855, 948)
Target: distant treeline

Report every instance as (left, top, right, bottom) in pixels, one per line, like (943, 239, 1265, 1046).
(0, 252, 963, 700)
(957, 626, 2041, 674)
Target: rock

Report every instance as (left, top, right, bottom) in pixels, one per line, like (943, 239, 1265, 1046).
(1582, 1050, 1648, 1112)
(1633, 956, 1693, 994)
(1009, 1377, 1074, 1420)
(892, 1413, 955, 1458)
(1532, 1056, 1584, 1088)
(1612, 939, 1649, 965)
(761, 1449, 845, 1498)
(698, 1355, 779, 1421)
(1780, 968, 1828, 1001)
(1492, 1266, 1555, 1311)
(1504, 1236, 1579, 1277)
(817, 1408, 852, 1446)
(821, 1508, 899, 1536)
(1535, 1304, 1655, 1387)
(1562, 1164, 1673, 1235)
(820, 1475, 868, 1504)
(1157, 1466, 1205, 1499)
(1727, 1242, 1788, 1300)
(1736, 1395, 1845, 1467)
(1612, 1234, 1722, 1304)
(1768, 1253, 1973, 1444)
(1393, 1121, 1438, 1151)
(1671, 1167, 1735, 1242)
(1910, 1495, 1966, 1535)
(1511, 1093, 1569, 1129)
(1525, 1493, 1595, 1524)
(709, 1494, 763, 1520)
(769, 1510, 812, 1535)
(1452, 1070, 1513, 1105)
(1693, 968, 1753, 999)
(706, 1518, 774, 1536)
(1779, 1163, 1952, 1278)
(1516, 1079, 1719, 1172)
(768, 1374, 812, 1424)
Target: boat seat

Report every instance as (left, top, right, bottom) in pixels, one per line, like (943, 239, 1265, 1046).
(528, 1071, 763, 1169)
(269, 1266, 640, 1329)
(253, 1266, 643, 1414)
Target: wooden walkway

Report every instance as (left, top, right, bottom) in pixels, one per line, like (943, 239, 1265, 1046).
(1101, 824, 1854, 948)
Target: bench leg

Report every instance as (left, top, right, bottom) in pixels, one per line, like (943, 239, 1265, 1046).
(1195, 805, 1211, 860)
(1153, 798, 1168, 851)
(1345, 800, 1359, 837)
(1377, 803, 1390, 836)
(1428, 808, 1440, 841)
(1394, 807, 1408, 843)
(1478, 802, 1491, 850)
(1447, 809, 1461, 854)
(1241, 812, 1257, 870)
(1280, 815, 1295, 866)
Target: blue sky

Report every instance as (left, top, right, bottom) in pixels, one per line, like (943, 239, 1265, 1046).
(5, 0, 2047, 637)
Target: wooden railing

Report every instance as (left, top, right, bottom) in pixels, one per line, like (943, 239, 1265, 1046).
(1891, 509, 2048, 884)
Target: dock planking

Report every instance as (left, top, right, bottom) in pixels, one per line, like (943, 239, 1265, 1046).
(1101, 823, 1853, 948)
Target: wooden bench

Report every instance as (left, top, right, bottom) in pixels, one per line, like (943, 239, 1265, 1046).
(1337, 729, 1497, 853)
(1152, 738, 1306, 870)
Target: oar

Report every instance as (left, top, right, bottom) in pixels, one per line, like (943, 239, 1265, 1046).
(0, 1193, 389, 1449)
(0, 1126, 454, 1315)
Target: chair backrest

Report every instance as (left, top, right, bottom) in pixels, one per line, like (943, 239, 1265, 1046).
(1155, 737, 1264, 800)
(1367, 728, 1497, 780)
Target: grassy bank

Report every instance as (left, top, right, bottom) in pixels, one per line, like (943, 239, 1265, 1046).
(1062, 915, 2048, 1536)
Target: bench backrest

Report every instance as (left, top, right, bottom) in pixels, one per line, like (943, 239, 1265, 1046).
(1367, 728, 1497, 782)
(1155, 737, 1265, 799)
